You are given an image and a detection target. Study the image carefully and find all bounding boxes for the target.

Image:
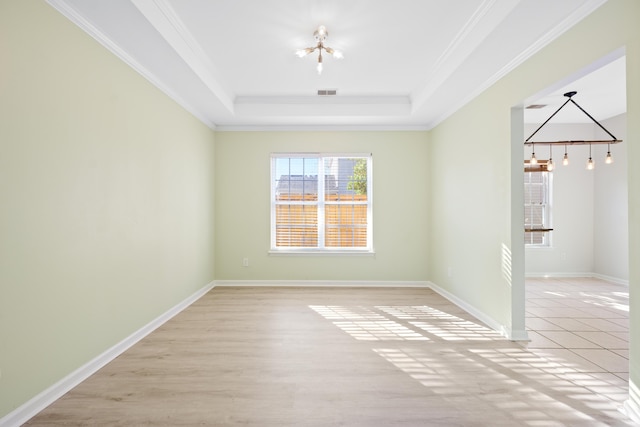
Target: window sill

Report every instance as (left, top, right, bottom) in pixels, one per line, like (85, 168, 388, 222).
(269, 249, 375, 257)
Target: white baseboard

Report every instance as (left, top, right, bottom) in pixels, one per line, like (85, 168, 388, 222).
(624, 379, 640, 423)
(525, 272, 629, 286)
(0, 281, 215, 427)
(214, 280, 531, 338)
(214, 280, 430, 288)
(218, 279, 530, 340)
(591, 273, 629, 286)
(525, 272, 590, 278)
(427, 281, 529, 342)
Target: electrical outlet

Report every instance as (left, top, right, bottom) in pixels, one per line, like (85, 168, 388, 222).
(242, 258, 249, 267)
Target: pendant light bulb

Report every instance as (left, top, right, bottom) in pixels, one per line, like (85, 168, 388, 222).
(530, 144, 537, 165)
(547, 146, 554, 171)
(586, 144, 594, 170)
(562, 145, 569, 166)
(605, 144, 613, 164)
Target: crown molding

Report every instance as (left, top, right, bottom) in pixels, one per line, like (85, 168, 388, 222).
(130, 0, 235, 114)
(411, 0, 521, 114)
(214, 124, 431, 132)
(46, 0, 218, 130)
(424, 0, 609, 130)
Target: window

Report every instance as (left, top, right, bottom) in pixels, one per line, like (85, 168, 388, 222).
(271, 153, 372, 253)
(524, 169, 552, 246)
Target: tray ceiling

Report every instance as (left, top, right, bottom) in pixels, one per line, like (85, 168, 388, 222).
(47, 0, 623, 130)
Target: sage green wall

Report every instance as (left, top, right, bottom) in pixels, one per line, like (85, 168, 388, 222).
(214, 131, 429, 281)
(0, 1, 215, 418)
(428, 0, 639, 400)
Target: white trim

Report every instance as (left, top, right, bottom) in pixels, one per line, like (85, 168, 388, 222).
(425, 0, 608, 130)
(213, 279, 523, 341)
(130, 0, 234, 113)
(525, 272, 629, 286)
(624, 379, 640, 423)
(591, 272, 629, 286)
(270, 154, 373, 253)
(411, 0, 520, 114)
(45, 0, 217, 130)
(0, 281, 215, 427)
(235, 95, 410, 106)
(213, 280, 429, 288)
(216, 124, 432, 132)
(427, 281, 530, 342)
(268, 250, 375, 257)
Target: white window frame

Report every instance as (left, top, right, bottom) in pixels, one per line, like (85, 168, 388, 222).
(524, 170, 552, 247)
(270, 153, 373, 255)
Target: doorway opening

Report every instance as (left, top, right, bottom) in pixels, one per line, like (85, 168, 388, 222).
(515, 50, 629, 407)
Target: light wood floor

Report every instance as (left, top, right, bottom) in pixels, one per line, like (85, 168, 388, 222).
(26, 284, 634, 426)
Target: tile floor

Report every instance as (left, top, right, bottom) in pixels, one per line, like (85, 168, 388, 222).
(525, 277, 630, 407)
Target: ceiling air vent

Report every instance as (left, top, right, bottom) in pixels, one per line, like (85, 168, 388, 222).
(526, 104, 547, 109)
(317, 89, 337, 96)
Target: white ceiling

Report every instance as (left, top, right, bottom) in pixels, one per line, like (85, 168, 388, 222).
(524, 55, 626, 125)
(47, 0, 624, 130)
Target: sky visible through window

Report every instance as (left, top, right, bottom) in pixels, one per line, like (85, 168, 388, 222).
(274, 157, 318, 179)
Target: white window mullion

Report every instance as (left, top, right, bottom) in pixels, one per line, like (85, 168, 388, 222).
(317, 158, 326, 249)
(270, 158, 277, 249)
(366, 155, 373, 249)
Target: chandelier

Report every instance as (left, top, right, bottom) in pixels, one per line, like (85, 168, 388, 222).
(524, 91, 622, 171)
(296, 25, 343, 75)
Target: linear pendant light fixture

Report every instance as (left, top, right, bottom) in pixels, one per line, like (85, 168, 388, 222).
(296, 25, 343, 75)
(524, 91, 622, 169)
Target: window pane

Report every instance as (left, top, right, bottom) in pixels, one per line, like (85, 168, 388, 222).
(325, 226, 368, 247)
(325, 158, 367, 201)
(275, 157, 318, 201)
(524, 170, 551, 247)
(525, 231, 545, 245)
(275, 204, 317, 247)
(272, 154, 371, 251)
(325, 204, 368, 247)
(524, 206, 544, 227)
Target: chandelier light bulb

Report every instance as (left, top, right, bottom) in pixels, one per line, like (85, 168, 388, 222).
(562, 145, 569, 166)
(587, 157, 594, 170)
(317, 61, 323, 75)
(333, 49, 344, 59)
(605, 144, 613, 164)
(315, 25, 327, 39)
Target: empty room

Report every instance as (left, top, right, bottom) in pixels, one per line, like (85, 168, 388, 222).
(1, 1, 639, 425)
